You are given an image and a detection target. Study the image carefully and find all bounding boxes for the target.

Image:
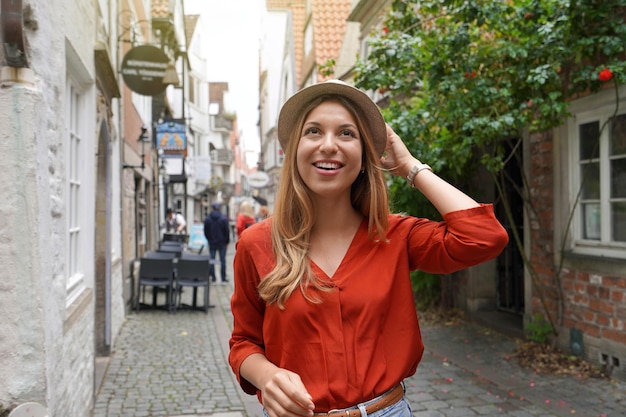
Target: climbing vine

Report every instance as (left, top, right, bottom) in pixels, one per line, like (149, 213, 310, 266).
(354, 0, 626, 337)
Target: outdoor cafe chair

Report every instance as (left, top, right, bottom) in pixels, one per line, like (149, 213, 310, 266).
(157, 244, 182, 258)
(160, 240, 184, 247)
(144, 250, 176, 260)
(159, 241, 184, 251)
(175, 256, 212, 312)
(162, 233, 187, 243)
(136, 257, 176, 312)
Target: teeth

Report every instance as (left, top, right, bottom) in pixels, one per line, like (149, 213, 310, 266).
(315, 162, 341, 170)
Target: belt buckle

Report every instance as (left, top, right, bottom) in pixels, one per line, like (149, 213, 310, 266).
(326, 409, 349, 417)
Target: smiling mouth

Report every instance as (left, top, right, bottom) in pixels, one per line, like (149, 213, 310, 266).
(313, 162, 343, 170)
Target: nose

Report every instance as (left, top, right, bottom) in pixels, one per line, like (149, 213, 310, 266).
(319, 132, 338, 153)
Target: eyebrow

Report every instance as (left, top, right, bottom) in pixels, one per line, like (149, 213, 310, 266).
(303, 121, 359, 131)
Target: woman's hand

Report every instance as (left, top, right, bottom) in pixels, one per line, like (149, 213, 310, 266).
(380, 124, 416, 178)
(241, 354, 314, 417)
(378, 124, 480, 214)
(260, 368, 315, 417)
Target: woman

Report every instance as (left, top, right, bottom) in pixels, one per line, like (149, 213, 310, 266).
(236, 200, 256, 238)
(229, 80, 509, 417)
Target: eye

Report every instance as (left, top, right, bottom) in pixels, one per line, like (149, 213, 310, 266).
(304, 126, 321, 135)
(339, 129, 357, 138)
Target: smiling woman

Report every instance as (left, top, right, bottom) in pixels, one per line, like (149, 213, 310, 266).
(228, 80, 509, 417)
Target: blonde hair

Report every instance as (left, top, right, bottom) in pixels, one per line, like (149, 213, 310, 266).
(258, 95, 389, 309)
(239, 201, 255, 217)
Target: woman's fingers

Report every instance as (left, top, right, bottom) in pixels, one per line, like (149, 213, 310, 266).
(262, 370, 314, 417)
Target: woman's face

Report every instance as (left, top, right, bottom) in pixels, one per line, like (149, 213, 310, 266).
(296, 100, 363, 200)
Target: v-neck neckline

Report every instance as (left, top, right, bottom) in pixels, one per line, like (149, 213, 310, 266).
(309, 218, 367, 280)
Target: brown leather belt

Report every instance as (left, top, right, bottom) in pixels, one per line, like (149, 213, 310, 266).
(316, 384, 404, 417)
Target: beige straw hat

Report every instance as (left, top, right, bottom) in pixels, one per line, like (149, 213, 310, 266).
(277, 80, 387, 157)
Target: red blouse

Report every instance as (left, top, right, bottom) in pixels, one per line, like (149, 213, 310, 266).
(228, 204, 509, 411)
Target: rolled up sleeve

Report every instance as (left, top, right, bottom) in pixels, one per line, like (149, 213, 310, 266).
(407, 204, 509, 274)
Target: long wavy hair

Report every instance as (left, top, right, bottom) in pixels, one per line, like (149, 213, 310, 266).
(257, 95, 390, 309)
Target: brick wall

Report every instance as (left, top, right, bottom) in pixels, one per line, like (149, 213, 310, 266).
(529, 129, 626, 378)
(528, 130, 559, 321)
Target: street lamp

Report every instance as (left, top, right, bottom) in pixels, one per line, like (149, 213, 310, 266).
(123, 126, 151, 169)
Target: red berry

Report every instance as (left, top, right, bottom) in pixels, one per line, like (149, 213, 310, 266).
(598, 68, 613, 82)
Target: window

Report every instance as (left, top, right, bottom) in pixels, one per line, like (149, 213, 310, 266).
(65, 79, 86, 307)
(188, 75, 196, 104)
(569, 91, 626, 258)
(64, 44, 95, 308)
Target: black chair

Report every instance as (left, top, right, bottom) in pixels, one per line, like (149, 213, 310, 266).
(180, 251, 217, 280)
(157, 244, 182, 258)
(144, 250, 176, 260)
(180, 251, 208, 259)
(136, 257, 176, 312)
(161, 240, 184, 248)
(163, 233, 188, 243)
(175, 257, 213, 312)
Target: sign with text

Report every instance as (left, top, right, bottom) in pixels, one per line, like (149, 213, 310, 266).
(120, 45, 169, 96)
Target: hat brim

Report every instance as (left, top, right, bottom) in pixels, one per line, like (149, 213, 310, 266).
(277, 80, 387, 157)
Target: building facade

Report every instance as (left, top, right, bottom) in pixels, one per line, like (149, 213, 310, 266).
(0, 0, 202, 414)
(0, 0, 125, 414)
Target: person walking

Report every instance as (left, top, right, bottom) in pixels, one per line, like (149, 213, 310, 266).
(203, 202, 230, 284)
(228, 80, 509, 417)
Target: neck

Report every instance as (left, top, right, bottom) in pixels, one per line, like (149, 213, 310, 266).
(311, 196, 363, 235)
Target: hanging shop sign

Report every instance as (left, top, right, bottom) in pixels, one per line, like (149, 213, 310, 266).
(247, 171, 270, 188)
(156, 119, 187, 156)
(120, 45, 169, 96)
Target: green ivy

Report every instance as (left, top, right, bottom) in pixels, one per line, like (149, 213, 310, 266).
(354, 0, 626, 323)
(355, 0, 626, 179)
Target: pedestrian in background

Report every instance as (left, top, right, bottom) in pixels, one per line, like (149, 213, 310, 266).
(166, 208, 187, 234)
(228, 80, 509, 417)
(203, 202, 230, 284)
(257, 205, 270, 221)
(235, 200, 256, 238)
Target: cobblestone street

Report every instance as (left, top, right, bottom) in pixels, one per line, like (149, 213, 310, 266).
(93, 246, 626, 417)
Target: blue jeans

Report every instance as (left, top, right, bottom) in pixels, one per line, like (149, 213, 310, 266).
(209, 245, 227, 282)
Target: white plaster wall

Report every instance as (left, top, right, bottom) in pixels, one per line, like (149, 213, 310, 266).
(0, 77, 47, 407)
(52, 310, 95, 416)
(0, 0, 98, 415)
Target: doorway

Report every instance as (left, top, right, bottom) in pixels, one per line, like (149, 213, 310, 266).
(495, 138, 525, 314)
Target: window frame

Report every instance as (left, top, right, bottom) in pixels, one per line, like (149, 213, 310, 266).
(65, 45, 96, 309)
(567, 87, 626, 259)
